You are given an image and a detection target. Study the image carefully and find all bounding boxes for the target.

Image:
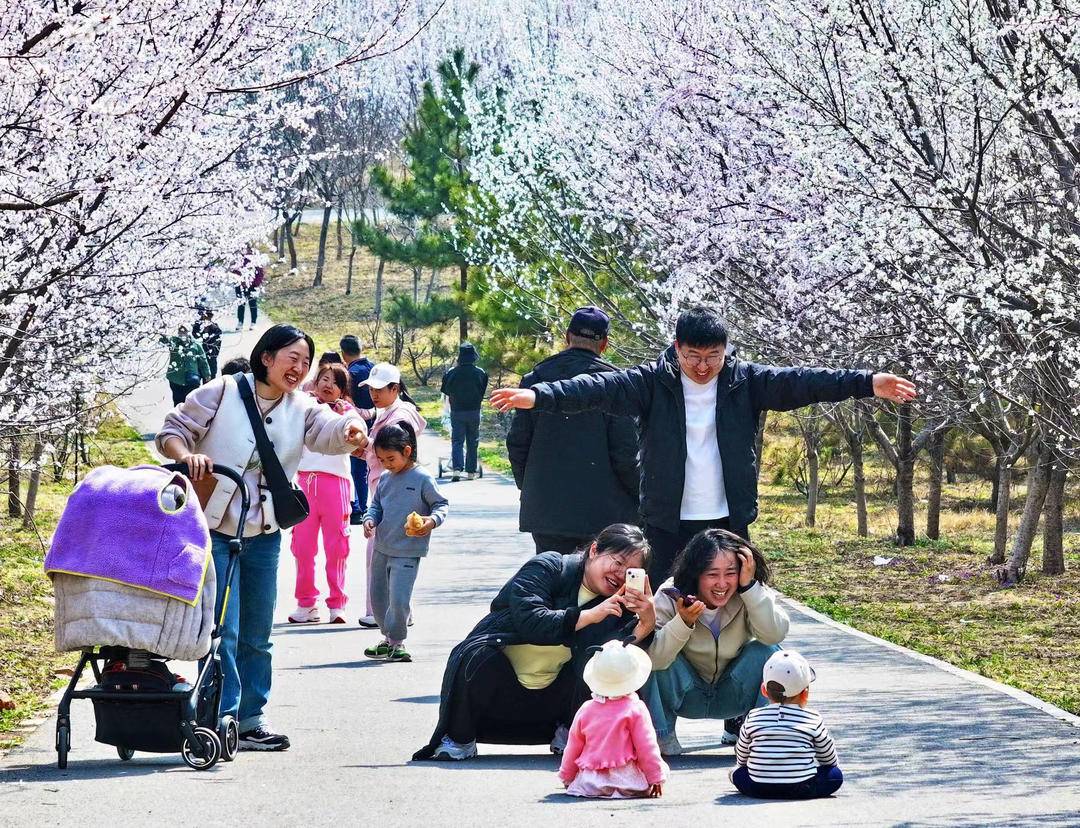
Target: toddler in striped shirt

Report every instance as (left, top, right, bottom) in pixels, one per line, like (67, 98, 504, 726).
(731, 650, 843, 800)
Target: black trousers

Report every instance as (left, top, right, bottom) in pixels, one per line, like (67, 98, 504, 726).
(532, 533, 592, 556)
(445, 647, 577, 745)
(169, 381, 200, 406)
(644, 518, 749, 586)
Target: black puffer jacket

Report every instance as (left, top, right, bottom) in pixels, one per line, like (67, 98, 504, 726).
(413, 552, 645, 759)
(506, 348, 639, 536)
(440, 343, 488, 412)
(531, 347, 874, 533)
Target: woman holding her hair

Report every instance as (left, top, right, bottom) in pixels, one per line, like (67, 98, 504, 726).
(156, 324, 368, 752)
(642, 529, 788, 756)
(413, 523, 657, 762)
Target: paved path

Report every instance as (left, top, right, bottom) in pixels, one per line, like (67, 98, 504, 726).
(3, 361, 1080, 826)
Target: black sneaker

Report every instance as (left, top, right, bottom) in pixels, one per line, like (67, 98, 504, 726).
(238, 726, 291, 752)
(349, 510, 364, 526)
(721, 714, 745, 745)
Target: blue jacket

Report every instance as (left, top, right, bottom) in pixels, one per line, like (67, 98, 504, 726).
(347, 357, 374, 412)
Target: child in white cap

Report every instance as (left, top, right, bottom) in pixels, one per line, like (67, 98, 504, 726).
(731, 650, 843, 799)
(558, 639, 669, 798)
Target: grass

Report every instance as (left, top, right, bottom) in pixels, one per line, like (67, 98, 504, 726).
(267, 224, 1080, 715)
(0, 409, 152, 750)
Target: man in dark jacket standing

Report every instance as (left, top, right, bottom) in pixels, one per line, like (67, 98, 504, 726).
(506, 307, 640, 555)
(493, 305, 917, 581)
(341, 334, 374, 524)
(192, 307, 222, 379)
(441, 343, 489, 482)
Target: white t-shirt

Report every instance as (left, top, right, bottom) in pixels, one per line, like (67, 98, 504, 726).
(679, 373, 729, 520)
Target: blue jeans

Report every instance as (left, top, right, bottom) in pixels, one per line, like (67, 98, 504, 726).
(641, 641, 780, 738)
(210, 531, 280, 732)
(350, 455, 368, 513)
(732, 765, 844, 799)
(450, 410, 481, 474)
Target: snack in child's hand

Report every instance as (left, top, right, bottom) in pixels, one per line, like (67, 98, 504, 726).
(405, 511, 425, 536)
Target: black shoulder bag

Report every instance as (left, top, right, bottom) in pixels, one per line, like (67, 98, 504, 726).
(237, 377, 310, 529)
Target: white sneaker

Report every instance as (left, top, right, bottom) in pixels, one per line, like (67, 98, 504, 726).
(658, 732, 683, 756)
(287, 605, 320, 623)
(432, 735, 477, 761)
(550, 724, 570, 755)
(466, 472, 476, 480)
(248, 323, 255, 330)
(721, 730, 739, 746)
(328, 608, 347, 624)
(234, 323, 243, 332)
(358, 615, 379, 629)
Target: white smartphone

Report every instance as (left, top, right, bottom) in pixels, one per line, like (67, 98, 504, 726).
(625, 568, 646, 594)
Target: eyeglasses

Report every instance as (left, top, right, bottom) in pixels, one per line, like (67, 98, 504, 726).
(680, 352, 724, 368)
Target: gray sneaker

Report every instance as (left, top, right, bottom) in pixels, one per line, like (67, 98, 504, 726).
(550, 724, 570, 755)
(432, 735, 477, 761)
(658, 731, 683, 756)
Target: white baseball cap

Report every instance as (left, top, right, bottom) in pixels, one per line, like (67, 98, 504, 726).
(358, 362, 401, 390)
(762, 650, 817, 697)
(583, 639, 653, 698)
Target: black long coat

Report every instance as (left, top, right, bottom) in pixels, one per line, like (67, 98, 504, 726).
(413, 551, 645, 759)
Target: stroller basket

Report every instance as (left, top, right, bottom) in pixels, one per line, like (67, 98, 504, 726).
(53, 461, 250, 771)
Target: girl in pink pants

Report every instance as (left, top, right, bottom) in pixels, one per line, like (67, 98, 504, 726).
(288, 364, 356, 624)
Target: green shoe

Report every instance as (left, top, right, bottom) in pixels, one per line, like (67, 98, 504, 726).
(387, 645, 412, 663)
(364, 640, 392, 659)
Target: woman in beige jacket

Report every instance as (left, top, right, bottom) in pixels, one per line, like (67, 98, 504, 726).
(641, 529, 788, 756)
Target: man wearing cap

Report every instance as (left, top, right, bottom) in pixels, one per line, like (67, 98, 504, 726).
(493, 304, 918, 583)
(506, 307, 640, 555)
(440, 343, 489, 481)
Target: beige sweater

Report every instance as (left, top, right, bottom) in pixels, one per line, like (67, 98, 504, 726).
(648, 578, 790, 684)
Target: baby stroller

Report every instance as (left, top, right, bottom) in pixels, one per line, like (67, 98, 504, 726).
(53, 462, 248, 771)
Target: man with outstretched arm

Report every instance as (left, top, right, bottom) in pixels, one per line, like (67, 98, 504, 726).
(492, 305, 916, 585)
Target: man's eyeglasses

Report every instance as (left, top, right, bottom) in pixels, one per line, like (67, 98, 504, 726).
(680, 352, 725, 368)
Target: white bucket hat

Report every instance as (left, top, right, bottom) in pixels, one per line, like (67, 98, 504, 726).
(762, 650, 817, 697)
(583, 639, 653, 698)
(358, 362, 401, 390)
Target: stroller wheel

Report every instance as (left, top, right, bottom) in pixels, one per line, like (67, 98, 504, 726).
(181, 727, 221, 770)
(219, 716, 239, 762)
(56, 723, 70, 770)
(117, 746, 135, 761)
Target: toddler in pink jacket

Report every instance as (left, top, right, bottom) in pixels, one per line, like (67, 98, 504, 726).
(559, 639, 669, 798)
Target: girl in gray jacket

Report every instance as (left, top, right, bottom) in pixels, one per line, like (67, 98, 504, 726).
(362, 422, 448, 662)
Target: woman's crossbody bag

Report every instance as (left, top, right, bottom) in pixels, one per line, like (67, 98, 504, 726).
(237, 378, 310, 530)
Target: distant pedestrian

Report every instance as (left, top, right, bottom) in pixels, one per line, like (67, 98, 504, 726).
(440, 342, 488, 481)
(234, 255, 265, 331)
(506, 307, 639, 555)
(362, 422, 448, 663)
(193, 308, 222, 378)
(731, 651, 843, 800)
(340, 334, 374, 524)
(160, 325, 211, 406)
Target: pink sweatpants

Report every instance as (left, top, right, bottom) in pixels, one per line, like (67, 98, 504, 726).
(291, 471, 351, 609)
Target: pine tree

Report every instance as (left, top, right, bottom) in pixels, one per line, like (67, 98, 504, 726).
(356, 49, 477, 342)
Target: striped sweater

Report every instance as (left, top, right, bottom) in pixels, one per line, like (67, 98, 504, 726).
(735, 704, 838, 784)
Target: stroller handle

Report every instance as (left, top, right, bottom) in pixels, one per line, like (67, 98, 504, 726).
(162, 461, 251, 541)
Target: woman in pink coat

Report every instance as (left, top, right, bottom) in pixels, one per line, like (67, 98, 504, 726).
(355, 363, 426, 626)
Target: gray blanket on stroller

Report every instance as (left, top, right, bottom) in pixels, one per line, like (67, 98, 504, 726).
(52, 557, 216, 661)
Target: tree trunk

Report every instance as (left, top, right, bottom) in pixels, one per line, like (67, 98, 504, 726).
(22, 437, 44, 529)
(412, 265, 421, 303)
(805, 431, 819, 528)
(989, 453, 1003, 513)
(276, 210, 286, 258)
(754, 411, 767, 481)
(335, 201, 344, 261)
(285, 213, 298, 271)
(346, 245, 357, 295)
(945, 466, 956, 484)
(375, 257, 386, 318)
(7, 437, 21, 518)
(458, 262, 469, 342)
(425, 266, 438, 302)
(1041, 464, 1068, 576)
(1001, 444, 1053, 585)
(313, 205, 332, 287)
(851, 436, 868, 537)
(926, 429, 946, 541)
(893, 408, 916, 545)
(292, 209, 303, 237)
(988, 456, 1013, 565)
